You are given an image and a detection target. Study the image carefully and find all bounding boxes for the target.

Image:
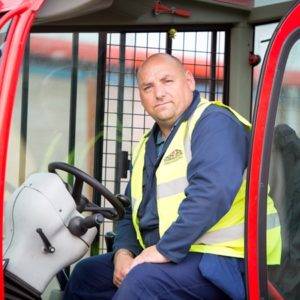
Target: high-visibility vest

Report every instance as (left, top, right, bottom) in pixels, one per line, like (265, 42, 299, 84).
(131, 98, 281, 264)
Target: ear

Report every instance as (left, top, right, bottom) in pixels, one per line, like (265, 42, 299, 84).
(185, 70, 196, 91)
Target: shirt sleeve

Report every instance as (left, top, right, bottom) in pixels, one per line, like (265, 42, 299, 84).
(156, 109, 250, 263)
(112, 182, 143, 256)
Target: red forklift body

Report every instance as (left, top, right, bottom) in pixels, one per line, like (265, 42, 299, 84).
(1, 1, 300, 299)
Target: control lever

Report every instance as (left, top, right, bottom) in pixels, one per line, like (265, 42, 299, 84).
(36, 228, 55, 253)
(68, 214, 104, 237)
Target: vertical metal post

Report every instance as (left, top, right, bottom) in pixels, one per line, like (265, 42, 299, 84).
(68, 33, 79, 184)
(166, 31, 172, 54)
(91, 32, 107, 256)
(62, 32, 79, 276)
(114, 33, 126, 195)
(209, 31, 217, 102)
(19, 40, 30, 185)
(223, 30, 230, 105)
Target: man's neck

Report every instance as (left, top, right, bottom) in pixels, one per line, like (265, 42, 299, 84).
(159, 125, 172, 140)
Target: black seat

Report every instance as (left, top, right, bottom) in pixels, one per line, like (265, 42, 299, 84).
(268, 124, 300, 299)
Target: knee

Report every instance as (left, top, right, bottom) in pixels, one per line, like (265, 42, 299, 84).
(63, 260, 87, 299)
(126, 263, 154, 284)
(114, 263, 157, 299)
(69, 254, 113, 287)
(64, 255, 115, 299)
(67, 259, 92, 288)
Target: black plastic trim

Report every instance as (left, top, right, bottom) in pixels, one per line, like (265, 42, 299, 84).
(31, 24, 233, 34)
(209, 31, 217, 101)
(166, 31, 172, 55)
(5, 269, 41, 300)
(91, 32, 107, 256)
(68, 32, 79, 185)
(114, 32, 126, 195)
(223, 29, 230, 105)
(19, 40, 30, 185)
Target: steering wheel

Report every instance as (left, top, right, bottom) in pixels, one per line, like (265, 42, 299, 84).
(48, 162, 127, 220)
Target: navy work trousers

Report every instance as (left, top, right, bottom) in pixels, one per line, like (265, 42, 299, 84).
(63, 252, 230, 300)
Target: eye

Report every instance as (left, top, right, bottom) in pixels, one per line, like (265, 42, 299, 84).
(164, 78, 173, 84)
(143, 85, 152, 92)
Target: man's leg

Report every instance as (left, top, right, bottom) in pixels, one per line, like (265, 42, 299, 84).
(64, 252, 117, 300)
(113, 253, 230, 300)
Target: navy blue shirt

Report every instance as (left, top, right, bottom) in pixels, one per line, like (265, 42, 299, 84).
(113, 91, 250, 263)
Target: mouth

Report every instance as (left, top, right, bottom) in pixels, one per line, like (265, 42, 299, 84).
(155, 102, 172, 109)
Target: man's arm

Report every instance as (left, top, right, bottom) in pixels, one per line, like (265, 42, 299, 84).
(155, 108, 250, 263)
(112, 183, 143, 257)
(112, 183, 143, 286)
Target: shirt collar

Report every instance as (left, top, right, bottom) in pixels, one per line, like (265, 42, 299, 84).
(156, 130, 165, 146)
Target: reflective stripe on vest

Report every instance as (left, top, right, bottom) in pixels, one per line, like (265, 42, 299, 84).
(195, 213, 280, 245)
(157, 177, 188, 198)
(156, 176, 280, 246)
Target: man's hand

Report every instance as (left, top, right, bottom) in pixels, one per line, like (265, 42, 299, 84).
(113, 249, 134, 287)
(129, 245, 170, 271)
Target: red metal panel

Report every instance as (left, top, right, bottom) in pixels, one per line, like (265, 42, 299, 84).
(0, 0, 26, 12)
(0, 1, 46, 298)
(247, 2, 300, 299)
(0, 0, 44, 12)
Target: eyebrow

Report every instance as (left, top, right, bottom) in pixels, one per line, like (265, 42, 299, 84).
(141, 82, 153, 88)
(161, 74, 172, 79)
(140, 74, 174, 87)
(143, 74, 172, 84)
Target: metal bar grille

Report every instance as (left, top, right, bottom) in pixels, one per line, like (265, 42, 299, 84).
(171, 31, 225, 102)
(10, 28, 228, 255)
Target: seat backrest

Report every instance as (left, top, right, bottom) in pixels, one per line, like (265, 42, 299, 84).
(268, 124, 300, 299)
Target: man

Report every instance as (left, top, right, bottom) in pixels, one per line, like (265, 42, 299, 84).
(64, 53, 281, 300)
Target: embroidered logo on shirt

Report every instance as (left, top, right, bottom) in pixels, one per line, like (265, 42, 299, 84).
(164, 149, 183, 164)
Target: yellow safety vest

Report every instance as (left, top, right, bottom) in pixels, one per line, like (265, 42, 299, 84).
(131, 98, 281, 264)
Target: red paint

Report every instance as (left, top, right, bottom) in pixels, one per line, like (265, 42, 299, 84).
(152, 1, 191, 18)
(247, 2, 300, 299)
(0, 0, 44, 12)
(0, 0, 27, 12)
(0, 1, 46, 298)
(0, 0, 298, 299)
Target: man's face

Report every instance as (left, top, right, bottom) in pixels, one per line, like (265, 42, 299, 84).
(137, 55, 195, 129)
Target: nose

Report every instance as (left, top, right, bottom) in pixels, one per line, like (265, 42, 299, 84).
(154, 83, 166, 100)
